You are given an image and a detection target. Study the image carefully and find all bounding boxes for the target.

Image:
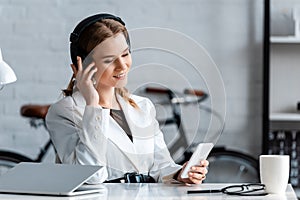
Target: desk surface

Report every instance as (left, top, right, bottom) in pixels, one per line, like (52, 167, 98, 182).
(0, 183, 297, 200)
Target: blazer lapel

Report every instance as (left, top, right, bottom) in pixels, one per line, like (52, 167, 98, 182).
(106, 116, 137, 154)
(72, 91, 136, 153)
(72, 91, 152, 171)
(117, 95, 155, 155)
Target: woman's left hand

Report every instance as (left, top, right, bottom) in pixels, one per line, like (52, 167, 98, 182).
(176, 160, 209, 184)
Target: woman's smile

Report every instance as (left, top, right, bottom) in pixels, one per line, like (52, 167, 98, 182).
(113, 72, 126, 79)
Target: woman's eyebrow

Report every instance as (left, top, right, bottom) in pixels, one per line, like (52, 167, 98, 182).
(101, 47, 129, 59)
(122, 47, 129, 53)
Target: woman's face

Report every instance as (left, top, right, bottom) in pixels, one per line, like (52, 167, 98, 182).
(91, 32, 132, 89)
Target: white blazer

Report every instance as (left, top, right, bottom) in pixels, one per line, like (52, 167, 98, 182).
(46, 91, 181, 184)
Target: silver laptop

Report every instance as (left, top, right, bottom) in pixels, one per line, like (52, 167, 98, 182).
(0, 162, 104, 196)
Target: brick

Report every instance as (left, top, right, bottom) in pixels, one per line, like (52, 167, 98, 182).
(0, 4, 26, 20)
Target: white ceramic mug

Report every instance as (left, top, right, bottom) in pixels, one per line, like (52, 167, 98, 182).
(259, 155, 290, 194)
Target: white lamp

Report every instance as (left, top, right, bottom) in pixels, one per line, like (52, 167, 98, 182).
(0, 48, 17, 90)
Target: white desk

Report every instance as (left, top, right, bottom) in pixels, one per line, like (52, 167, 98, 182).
(0, 183, 297, 200)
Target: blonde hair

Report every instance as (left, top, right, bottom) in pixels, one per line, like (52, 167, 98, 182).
(64, 19, 138, 109)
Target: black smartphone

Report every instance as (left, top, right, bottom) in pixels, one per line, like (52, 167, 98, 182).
(82, 54, 97, 85)
(82, 54, 94, 70)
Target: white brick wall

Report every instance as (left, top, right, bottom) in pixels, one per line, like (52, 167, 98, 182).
(0, 0, 263, 162)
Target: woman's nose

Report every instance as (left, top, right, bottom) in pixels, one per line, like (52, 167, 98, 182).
(115, 58, 127, 70)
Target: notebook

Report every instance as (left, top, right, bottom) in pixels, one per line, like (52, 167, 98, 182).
(0, 162, 104, 196)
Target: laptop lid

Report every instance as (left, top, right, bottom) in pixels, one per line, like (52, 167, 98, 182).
(0, 162, 103, 196)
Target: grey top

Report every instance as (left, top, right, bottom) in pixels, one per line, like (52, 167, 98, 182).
(110, 109, 133, 142)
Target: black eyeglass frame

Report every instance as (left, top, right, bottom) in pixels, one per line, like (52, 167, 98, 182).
(222, 184, 268, 196)
(187, 183, 268, 196)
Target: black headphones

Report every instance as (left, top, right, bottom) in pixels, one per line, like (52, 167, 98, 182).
(69, 13, 128, 67)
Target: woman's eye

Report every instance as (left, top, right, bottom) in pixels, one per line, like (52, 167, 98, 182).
(104, 59, 113, 64)
(122, 53, 129, 57)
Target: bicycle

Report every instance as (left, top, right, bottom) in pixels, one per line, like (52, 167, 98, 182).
(142, 86, 208, 163)
(204, 147, 259, 183)
(142, 86, 259, 183)
(0, 104, 52, 175)
(0, 89, 260, 183)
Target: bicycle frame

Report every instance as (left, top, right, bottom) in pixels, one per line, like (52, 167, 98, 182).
(144, 87, 208, 163)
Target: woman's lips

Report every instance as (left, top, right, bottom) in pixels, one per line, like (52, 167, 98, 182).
(113, 73, 126, 79)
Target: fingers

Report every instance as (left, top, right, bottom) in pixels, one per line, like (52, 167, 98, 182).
(176, 160, 209, 185)
(188, 160, 209, 176)
(87, 67, 97, 84)
(75, 56, 96, 85)
(188, 167, 207, 183)
(201, 160, 209, 167)
(77, 56, 95, 72)
(190, 166, 208, 175)
(187, 160, 209, 184)
(188, 171, 206, 184)
(77, 56, 83, 72)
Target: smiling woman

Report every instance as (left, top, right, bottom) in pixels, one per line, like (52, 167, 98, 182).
(45, 13, 209, 184)
(89, 33, 131, 92)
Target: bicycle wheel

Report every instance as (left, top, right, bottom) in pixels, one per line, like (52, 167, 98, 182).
(204, 148, 259, 183)
(0, 151, 33, 175)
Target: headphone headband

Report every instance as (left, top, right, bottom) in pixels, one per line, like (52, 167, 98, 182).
(69, 13, 127, 67)
(70, 13, 125, 43)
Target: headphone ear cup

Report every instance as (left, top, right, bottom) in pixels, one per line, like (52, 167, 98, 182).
(70, 42, 88, 68)
(70, 42, 78, 68)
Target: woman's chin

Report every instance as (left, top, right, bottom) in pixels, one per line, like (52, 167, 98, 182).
(115, 79, 128, 88)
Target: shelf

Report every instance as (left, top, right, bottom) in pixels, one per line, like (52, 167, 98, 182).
(270, 36, 300, 44)
(270, 113, 300, 121)
(270, 113, 300, 130)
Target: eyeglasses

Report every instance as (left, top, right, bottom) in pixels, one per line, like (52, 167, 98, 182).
(187, 183, 268, 196)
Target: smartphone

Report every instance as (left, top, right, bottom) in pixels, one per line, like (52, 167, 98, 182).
(82, 54, 94, 70)
(180, 143, 214, 179)
(82, 54, 96, 85)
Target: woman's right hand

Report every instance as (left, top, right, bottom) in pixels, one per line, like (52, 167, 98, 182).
(72, 56, 99, 106)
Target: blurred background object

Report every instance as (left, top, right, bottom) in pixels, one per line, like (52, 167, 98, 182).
(0, 48, 17, 90)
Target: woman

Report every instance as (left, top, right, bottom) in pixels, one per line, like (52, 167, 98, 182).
(46, 13, 208, 184)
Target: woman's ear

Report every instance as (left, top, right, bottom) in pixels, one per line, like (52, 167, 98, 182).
(70, 64, 77, 75)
